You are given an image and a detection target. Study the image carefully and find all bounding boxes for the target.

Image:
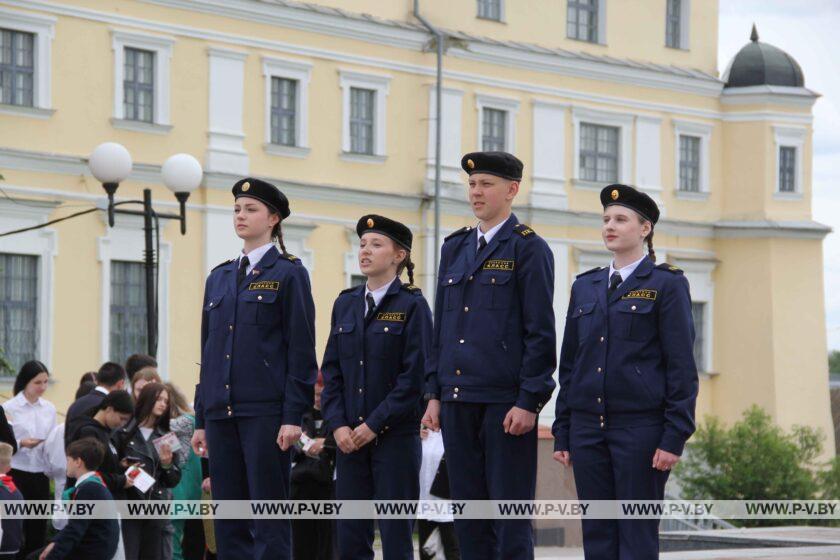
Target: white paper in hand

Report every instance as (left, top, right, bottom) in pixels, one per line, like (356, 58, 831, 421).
(152, 432, 181, 455)
(125, 466, 156, 493)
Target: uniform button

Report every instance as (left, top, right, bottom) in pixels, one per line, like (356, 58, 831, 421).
(226, 354, 230, 360)
(225, 384, 230, 390)
(227, 411, 233, 416)
(491, 278, 496, 284)
(600, 336, 604, 342)
(448, 278, 453, 284)
(600, 422, 604, 428)
(384, 426, 389, 431)
(339, 327, 343, 332)
(358, 416, 364, 422)
(631, 305, 637, 311)
(384, 327, 389, 332)
(464, 306, 469, 312)
(257, 295, 263, 301)
(209, 302, 213, 307)
(455, 369, 462, 375)
(454, 388, 459, 393)
(469, 275, 474, 281)
(229, 325, 234, 332)
(597, 397, 602, 403)
(597, 367, 602, 373)
(599, 415, 604, 421)
(578, 308, 582, 313)
(358, 388, 363, 394)
(359, 360, 364, 366)
(453, 393, 459, 399)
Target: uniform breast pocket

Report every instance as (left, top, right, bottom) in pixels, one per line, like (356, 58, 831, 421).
(441, 272, 464, 311)
(204, 293, 226, 331)
(370, 322, 404, 359)
(571, 302, 597, 341)
(615, 299, 657, 341)
(240, 291, 279, 325)
(479, 272, 514, 309)
(333, 323, 356, 359)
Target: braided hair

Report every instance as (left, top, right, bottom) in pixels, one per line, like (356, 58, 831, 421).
(396, 253, 415, 286)
(270, 216, 289, 257)
(645, 230, 656, 262)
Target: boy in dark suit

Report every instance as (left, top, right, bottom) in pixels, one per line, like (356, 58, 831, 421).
(33, 438, 120, 560)
(0, 442, 24, 559)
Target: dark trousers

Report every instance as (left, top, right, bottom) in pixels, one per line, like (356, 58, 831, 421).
(440, 402, 537, 560)
(205, 415, 291, 560)
(291, 479, 336, 560)
(122, 517, 167, 560)
(417, 519, 460, 560)
(335, 433, 420, 560)
(10, 469, 49, 559)
(570, 421, 670, 560)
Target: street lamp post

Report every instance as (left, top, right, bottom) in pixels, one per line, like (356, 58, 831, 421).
(88, 143, 202, 359)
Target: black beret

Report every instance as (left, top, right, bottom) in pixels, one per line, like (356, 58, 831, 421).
(461, 151, 523, 181)
(232, 177, 290, 219)
(356, 214, 412, 251)
(600, 184, 660, 225)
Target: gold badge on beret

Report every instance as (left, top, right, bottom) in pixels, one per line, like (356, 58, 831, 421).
(466, 159, 475, 169)
(367, 218, 374, 228)
(242, 181, 251, 192)
(611, 189, 619, 200)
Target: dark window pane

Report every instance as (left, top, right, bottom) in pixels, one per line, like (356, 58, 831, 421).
(0, 28, 35, 107)
(124, 47, 155, 123)
(666, 0, 682, 48)
(779, 146, 796, 193)
(477, 0, 502, 20)
(579, 122, 618, 183)
(567, 0, 599, 42)
(482, 108, 507, 151)
(271, 77, 298, 146)
(679, 135, 700, 192)
(109, 261, 147, 363)
(350, 87, 375, 155)
(0, 253, 39, 375)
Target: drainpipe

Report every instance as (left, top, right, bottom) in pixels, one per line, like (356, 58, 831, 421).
(413, 0, 444, 286)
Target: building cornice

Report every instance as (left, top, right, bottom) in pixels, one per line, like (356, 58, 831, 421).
(721, 85, 819, 108)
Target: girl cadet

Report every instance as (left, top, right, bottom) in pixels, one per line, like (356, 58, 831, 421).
(191, 177, 318, 560)
(552, 184, 699, 560)
(321, 214, 432, 560)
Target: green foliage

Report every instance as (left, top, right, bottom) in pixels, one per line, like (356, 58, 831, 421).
(817, 456, 840, 500)
(829, 350, 840, 374)
(0, 348, 12, 376)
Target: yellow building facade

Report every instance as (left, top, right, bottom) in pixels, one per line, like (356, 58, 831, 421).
(0, 0, 832, 454)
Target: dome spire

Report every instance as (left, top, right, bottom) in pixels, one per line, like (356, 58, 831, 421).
(750, 23, 759, 42)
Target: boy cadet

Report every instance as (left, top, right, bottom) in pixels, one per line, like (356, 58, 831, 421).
(423, 151, 557, 559)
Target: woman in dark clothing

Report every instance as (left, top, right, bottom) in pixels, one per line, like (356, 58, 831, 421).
(70, 390, 134, 499)
(291, 373, 337, 560)
(0, 410, 16, 454)
(113, 383, 181, 560)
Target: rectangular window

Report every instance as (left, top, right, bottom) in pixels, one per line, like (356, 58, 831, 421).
(270, 77, 297, 146)
(679, 135, 700, 192)
(0, 254, 38, 374)
(579, 122, 619, 182)
(350, 274, 367, 288)
(349, 87, 375, 155)
(109, 261, 147, 364)
(123, 47, 155, 123)
(482, 108, 507, 152)
(666, 0, 682, 48)
(691, 302, 706, 372)
(477, 0, 502, 21)
(779, 146, 796, 193)
(567, 0, 599, 43)
(0, 28, 35, 107)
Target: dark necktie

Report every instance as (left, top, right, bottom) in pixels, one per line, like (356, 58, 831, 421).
(477, 235, 487, 256)
(608, 271, 623, 295)
(237, 256, 250, 286)
(364, 293, 377, 323)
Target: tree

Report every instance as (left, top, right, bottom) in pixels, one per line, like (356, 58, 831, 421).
(829, 350, 840, 375)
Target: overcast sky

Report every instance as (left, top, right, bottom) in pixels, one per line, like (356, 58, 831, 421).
(718, 0, 840, 351)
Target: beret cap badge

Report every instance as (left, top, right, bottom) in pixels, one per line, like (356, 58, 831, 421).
(242, 181, 251, 192)
(466, 159, 475, 169)
(367, 218, 374, 228)
(611, 189, 619, 201)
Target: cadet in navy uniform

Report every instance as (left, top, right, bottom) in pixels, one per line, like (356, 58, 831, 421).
(321, 215, 432, 560)
(190, 178, 317, 560)
(552, 184, 699, 559)
(422, 152, 557, 560)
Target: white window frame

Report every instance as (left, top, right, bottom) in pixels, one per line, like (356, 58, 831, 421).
(665, 0, 690, 50)
(97, 215, 171, 377)
(477, 0, 505, 22)
(475, 93, 520, 154)
(0, 199, 58, 374)
(672, 119, 712, 198)
(344, 228, 363, 289)
(669, 255, 716, 376)
(0, 7, 55, 117)
(773, 125, 806, 199)
(566, 0, 607, 45)
(572, 106, 632, 189)
(339, 70, 391, 163)
(111, 29, 174, 132)
(262, 56, 312, 159)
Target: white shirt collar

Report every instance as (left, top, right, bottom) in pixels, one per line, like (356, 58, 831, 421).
(476, 215, 510, 248)
(365, 276, 397, 310)
(15, 393, 42, 408)
(238, 242, 274, 274)
(95, 386, 109, 395)
(609, 254, 648, 282)
(76, 471, 96, 485)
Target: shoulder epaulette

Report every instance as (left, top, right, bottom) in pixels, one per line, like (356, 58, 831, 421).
(339, 286, 357, 295)
(401, 284, 422, 295)
(576, 266, 604, 278)
(283, 253, 302, 264)
(444, 226, 473, 241)
(513, 223, 536, 238)
(656, 262, 683, 274)
(211, 259, 233, 272)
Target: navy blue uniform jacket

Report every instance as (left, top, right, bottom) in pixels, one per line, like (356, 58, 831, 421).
(46, 480, 119, 560)
(195, 245, 317, 428)
(552, 257, 699, 455)
(426, 214, 556, 412)
(321, 278, 432, 437)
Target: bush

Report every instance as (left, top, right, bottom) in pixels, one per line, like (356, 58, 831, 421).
(674, 405, 824, 526)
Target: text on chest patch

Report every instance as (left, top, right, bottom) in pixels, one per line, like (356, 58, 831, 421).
(622, 289, 657, 301)
(248, 281, 280, 291)
(483, 259, 515, 271)
(376, 312, 406, 322)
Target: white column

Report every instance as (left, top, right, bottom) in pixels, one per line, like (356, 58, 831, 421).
(635, 115, 663, 210)
(539, 240, 569, 427)
(531, 101, 568, 210)
(206, 48, 249, 175)
(426, 86, 464, 186)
